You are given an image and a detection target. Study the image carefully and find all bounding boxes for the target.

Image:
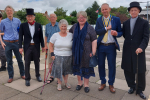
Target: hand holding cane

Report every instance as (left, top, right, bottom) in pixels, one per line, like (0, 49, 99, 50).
(44, 49, 48, 83)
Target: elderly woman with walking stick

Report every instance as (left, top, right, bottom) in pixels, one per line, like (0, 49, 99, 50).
(69, 11, 97, 93)
(49, 19, 73, 91)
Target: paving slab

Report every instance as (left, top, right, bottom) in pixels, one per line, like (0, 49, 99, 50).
(30, 63, 47, 71)
(147, 71, 150, 78)
(97, 77, 128, 91)
(29, 84, 79, 100)
(121, 85, 150, 100)
(5, 79, 43, 93)
(74, 82, 126, 100)
(6, 93, 41, 100)
(0, 72, 23, 84)
(0, 84, 20, 100)
(73, 94, 100, 100)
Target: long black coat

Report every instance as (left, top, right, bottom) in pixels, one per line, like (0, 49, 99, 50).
(121, 17, 149, 73)
(19, 22, 44, 59)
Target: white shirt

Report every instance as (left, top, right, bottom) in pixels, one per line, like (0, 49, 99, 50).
(28, 23, 35, 43)
(50, 32, 73, 56)
(101, 16, 115, 43)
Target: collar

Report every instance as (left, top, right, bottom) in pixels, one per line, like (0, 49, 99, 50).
(131, 16, 138, 20)
(103, 15, 110, 19)
(7, 17, 14, 21)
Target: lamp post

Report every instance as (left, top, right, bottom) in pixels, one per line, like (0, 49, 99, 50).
(139, 1, 150, 21)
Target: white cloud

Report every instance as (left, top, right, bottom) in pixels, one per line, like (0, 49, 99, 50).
(0, 0, 149, 15)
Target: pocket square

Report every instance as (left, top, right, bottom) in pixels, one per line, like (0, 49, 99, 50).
(38, 28, 40, 31)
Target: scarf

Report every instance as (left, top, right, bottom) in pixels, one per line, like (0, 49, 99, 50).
(28, 20, 35, 25)
(72, 21, 88, 67)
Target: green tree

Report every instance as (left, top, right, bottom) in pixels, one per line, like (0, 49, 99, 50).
(85, 1, 100, 24)
(57, 16, 64, 22)
(70, 10, 77, 17)
(65, 16, 77, 25)
(16, 9, 26, 22)
(35, 13, 49, 25)
(54, 7, 67, 17)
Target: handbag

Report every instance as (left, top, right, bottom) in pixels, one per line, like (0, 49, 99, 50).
(89, 53, 98, 67)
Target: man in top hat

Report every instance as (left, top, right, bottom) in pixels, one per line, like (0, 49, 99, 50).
(0, 5, 25, 83)
(121, 1, 149, 99)
(19, 8, 45, 86)
(95, 3, 122, 93)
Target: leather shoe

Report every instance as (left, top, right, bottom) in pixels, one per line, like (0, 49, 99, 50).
(137, 92, 146, 99)
(109, 85, 116, 93)
(98, 84, 106, 91)
(25, 80, 30, 86)
(8, 78, 13, 83)
(21, 76, 25, 79)
(76, 85, 83, 91)
(0, 67, 6, 71)
(84, 87, 90, 93)
(128, 88, 135, 94)
(37, 76, 42, 82)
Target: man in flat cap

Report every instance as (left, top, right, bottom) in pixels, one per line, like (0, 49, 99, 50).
(121, 1, 149, 99)
(19, 8, 45, 86)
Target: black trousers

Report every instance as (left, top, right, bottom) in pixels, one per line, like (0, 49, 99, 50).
(124, 70, 145, 93)
(25, 45, 40, 80)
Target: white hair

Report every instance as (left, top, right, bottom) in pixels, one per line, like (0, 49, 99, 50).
(50, 13, 57, 17)
(58, 19, 68, 27)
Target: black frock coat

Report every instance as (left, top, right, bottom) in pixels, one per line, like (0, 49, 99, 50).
(121, 17, 149, 73)
(19, 22, 44, 60)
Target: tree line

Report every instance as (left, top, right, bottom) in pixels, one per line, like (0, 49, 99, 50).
(1, 1, 129, 25)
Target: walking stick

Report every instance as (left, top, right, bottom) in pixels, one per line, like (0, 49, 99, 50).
(136, 53, 138, 95)
(40, 61, 54, 95)
(44, 49, 48, 83)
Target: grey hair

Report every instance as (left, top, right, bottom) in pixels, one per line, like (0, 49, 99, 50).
(58, 19, 68, 27)
(5, 5, 14, 13)
(101, 3, 110, 8)
(76, 11, 88, 19)
(50, 13, 57, 18)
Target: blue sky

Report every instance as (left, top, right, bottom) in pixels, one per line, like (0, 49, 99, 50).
(0, 0, 148, 15)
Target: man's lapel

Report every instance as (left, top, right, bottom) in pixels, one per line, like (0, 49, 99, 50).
(25, 22, 32, 38)
(132, 17, 141, 38)
(33, 22, 38, 38)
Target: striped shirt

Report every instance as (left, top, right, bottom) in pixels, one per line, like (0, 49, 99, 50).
(0, 17, 21, 40)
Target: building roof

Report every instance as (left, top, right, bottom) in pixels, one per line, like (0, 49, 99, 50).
(139, 10, 150, 15)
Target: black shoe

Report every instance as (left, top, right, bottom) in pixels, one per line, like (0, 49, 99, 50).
(76, 85, 83, 91)
(25, 80, 30, 86)
(37, 76, 42, 82)
(0, 67, 6, 71)
(128, 88, 135, 94)
(84, 87, 90, 93)
(137, 92, 146, 99)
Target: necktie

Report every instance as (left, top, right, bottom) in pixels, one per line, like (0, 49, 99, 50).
(103, 19, 108, 42)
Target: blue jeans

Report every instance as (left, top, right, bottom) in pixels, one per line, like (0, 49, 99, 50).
(4, 41, 25, 79)
(98, 44, 116, 85)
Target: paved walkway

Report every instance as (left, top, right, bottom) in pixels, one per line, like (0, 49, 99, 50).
(0, 37, 150, 100)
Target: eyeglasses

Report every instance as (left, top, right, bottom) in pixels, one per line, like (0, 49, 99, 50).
(78, 17, 86, 19)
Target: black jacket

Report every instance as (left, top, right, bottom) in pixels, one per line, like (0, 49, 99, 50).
(19, 22, 44, 59)
(121, 17, 149, 73)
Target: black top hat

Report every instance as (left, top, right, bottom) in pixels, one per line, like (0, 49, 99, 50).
(26, 8, 35, 16)
(128, 1, 142, 13)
